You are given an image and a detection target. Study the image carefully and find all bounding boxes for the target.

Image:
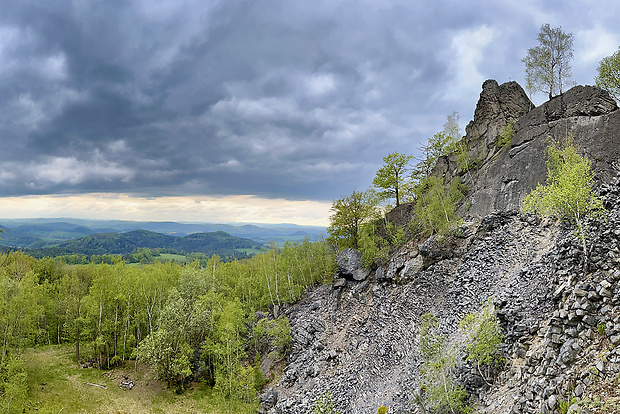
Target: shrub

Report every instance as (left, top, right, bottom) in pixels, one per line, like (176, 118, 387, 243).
(417, 313, 471, 413)
(523, 137, 605, 272)
(358, 220, 406, 269)
(459, 300, 505, 383)
(314, 393, 339, 414)
(496, 120, 516, 149)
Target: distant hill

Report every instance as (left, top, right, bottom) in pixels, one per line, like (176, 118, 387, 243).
(49, 229, 265, 257)
(0, 218, 326, 248)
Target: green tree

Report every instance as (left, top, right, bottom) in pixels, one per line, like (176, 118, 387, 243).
(417, 313, 470, 414)
(459, 300, 505, 384)
(522, 138, 605, 271)
(373, 152, 413, 206)
(413, 133, 453, 182)
(412, 176, 466, 237)
(0, 356, 28, 414)
(522, 24, 574, 100)
(595, 47, 620, 102)
(327, 189, 377, 250)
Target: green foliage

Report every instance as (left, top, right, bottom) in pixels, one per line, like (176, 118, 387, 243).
(523, 138, 605, 221)
(327, 189, 378, 250)
(597, 323, 606, 337)
(412, 176, 467, 237)
(413, 132, 455, 183)
(523, 138, 605, 271)
(252, 316, 292, 358)
(377, 405, 389, 414)
(417, 313, 470, 414)
(373, 152, 414, 206)
(0, 356, 28, 414)
(137, 329, 194, 388)
(595, 47, 620, 102)
(557, 397, 580, 414)
(358, 220, 406, 269)
(497, 120, 516, 149)
(314, 392, 340, 414)
(522, 24, 574, 99)
(441, 112, 477, 174)
(0, 238, 335, 406)
(459, 300, 505, 369)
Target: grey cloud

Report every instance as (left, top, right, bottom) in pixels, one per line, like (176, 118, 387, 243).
(1, 0, 619, 201)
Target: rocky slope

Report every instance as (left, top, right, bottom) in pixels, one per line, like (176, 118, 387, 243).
(260, 82, 620, 414)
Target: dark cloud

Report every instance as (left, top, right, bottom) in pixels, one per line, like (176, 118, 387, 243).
(0, 0, 619, 201)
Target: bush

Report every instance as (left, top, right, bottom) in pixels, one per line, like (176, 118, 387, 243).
(417, 313, 471, 413)
(412, 177, 467, 238)
(459, 300, 505, 382)
(314, 393, 339, 414)
(358, 220, 406, 269)
(496, 120, 516, 149)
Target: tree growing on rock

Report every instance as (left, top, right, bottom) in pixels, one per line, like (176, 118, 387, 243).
(459, 300, 505, 384)
(595, 47, 620, 102)
(373, 152, 413, 206)
(416, 313, 470, 413)
(327, 189, 378, 250)
(522, 138, 605, 272)
(522, 24, 574, 100)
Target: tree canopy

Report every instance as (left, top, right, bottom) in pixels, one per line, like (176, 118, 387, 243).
(372, 152, 413, 206)
(522, 24, 574, 100)
(523, 138, 605, 270)
(327, 189, 377, 250)
(595, 47, 620, 102)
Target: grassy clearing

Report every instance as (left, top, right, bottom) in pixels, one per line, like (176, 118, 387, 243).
(22, 345, 257, 414)
(157, 253, 190, 264)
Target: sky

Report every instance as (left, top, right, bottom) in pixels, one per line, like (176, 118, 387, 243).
(0, 0, 619, 226)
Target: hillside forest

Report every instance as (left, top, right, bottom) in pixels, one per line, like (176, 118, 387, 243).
(0, 239, 334, 412)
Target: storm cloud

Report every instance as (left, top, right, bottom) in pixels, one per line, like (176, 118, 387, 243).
(1, 0, 619, 202)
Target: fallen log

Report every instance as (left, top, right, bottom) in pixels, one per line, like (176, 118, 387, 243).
(84, 382, 108, 390)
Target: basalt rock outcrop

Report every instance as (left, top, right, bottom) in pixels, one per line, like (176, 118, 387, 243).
(438, 82, 619, 219)
(260, 82, 620, 414)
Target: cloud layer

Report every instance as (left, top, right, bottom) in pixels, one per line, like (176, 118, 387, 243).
(0, 0, 619, 209)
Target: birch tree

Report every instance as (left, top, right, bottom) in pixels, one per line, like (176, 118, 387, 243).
(522, 24, 574, 100)
(522, 138, 605, 272)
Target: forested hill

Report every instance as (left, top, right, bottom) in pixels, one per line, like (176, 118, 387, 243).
(24, 229, 264, 258)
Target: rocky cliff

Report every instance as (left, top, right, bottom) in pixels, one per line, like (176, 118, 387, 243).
(260, 82, 620, 414)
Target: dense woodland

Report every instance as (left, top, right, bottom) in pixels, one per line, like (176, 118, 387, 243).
(0, 239, 334, 411)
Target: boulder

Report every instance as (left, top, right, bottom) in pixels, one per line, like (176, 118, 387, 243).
(335, 248, 370, 281)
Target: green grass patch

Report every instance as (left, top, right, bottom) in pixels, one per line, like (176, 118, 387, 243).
(22, 345, 258, 414)
(157, 253, 190, 264)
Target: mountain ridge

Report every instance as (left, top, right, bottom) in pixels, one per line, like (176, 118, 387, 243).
(0, 218, 326, 249)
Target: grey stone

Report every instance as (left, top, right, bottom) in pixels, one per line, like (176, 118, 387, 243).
(335, 248, 370, 281)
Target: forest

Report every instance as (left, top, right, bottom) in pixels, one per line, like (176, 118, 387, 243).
(0, 239, 335, 412)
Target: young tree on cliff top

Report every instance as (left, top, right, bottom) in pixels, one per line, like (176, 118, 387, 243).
(373, 152, 413, 207)
(595, 47, 620, 102)
(327, 189, 377, 250)
(522, 24, 574, 100)
(522, 138, 605, 272)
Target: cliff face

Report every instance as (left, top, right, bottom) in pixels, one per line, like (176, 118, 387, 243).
(260, 83, 620, 414)
(455, 81, 618, 219)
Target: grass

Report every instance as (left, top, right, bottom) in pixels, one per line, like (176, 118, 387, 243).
(157, 253, 191, 264)
(22, 345, 258, 414)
